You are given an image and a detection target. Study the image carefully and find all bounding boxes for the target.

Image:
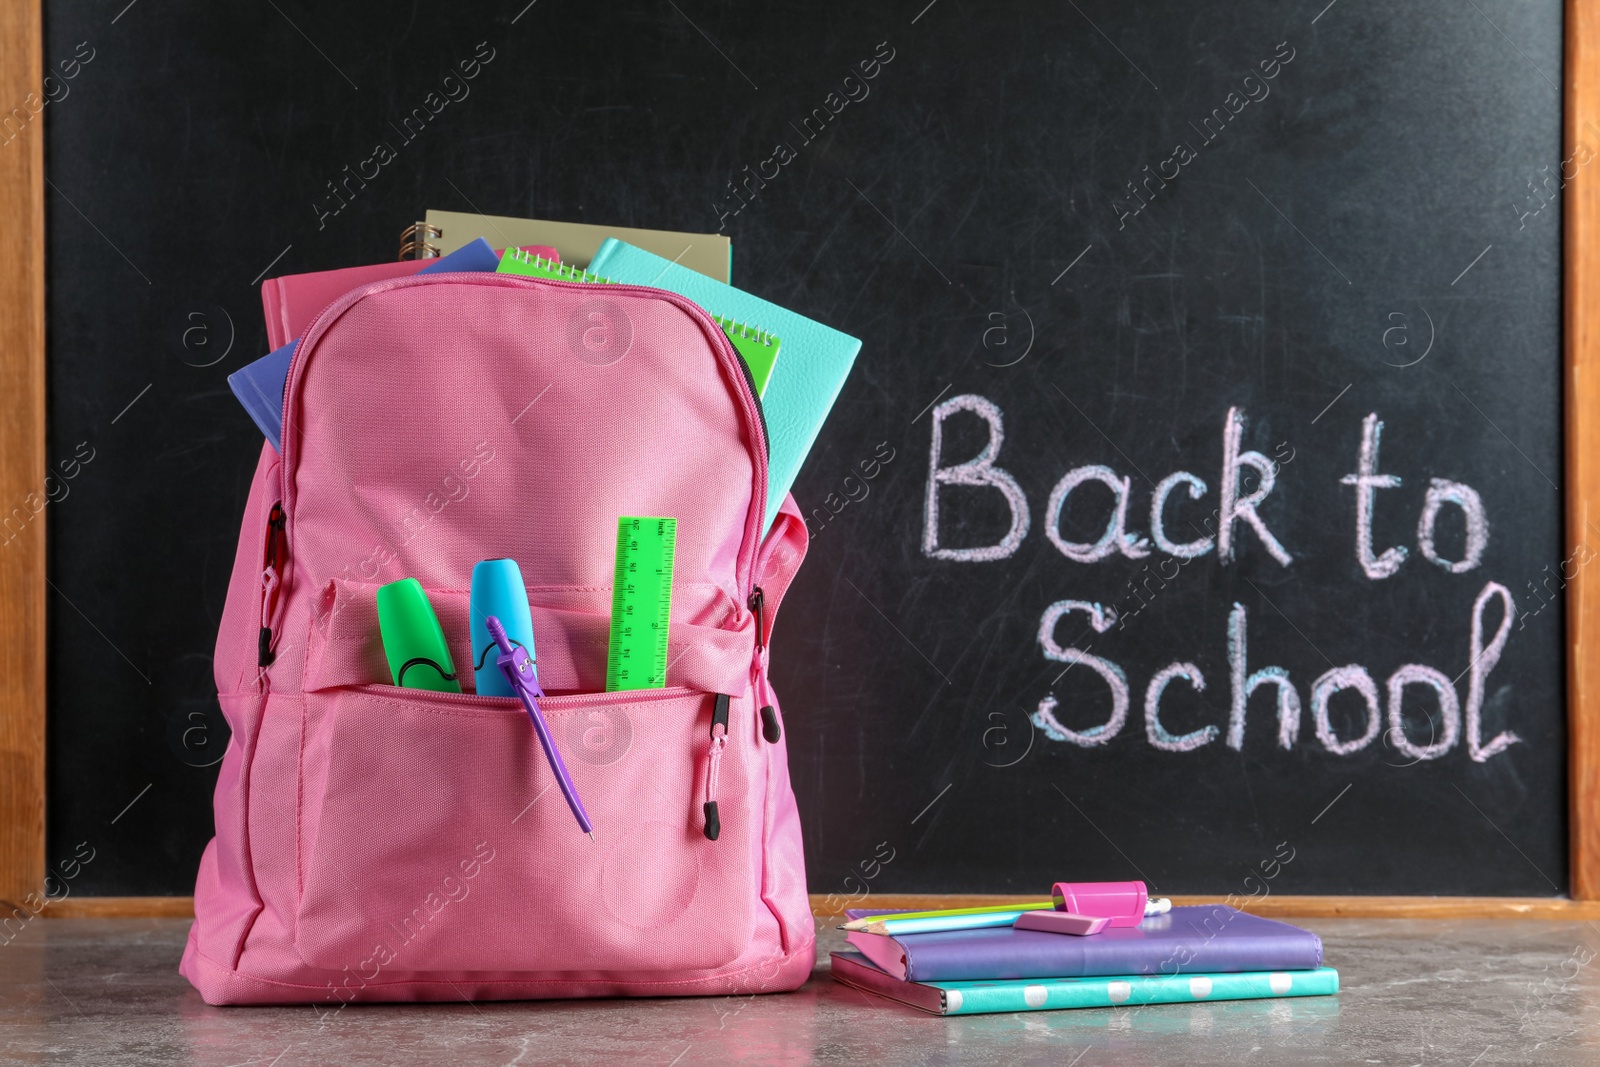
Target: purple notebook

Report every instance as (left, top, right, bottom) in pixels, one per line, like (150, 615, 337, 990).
(843, 905, 1323, 982)
(229, 238, 501, 452)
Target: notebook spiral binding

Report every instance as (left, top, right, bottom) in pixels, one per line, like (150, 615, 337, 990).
(501, 250, 775, 348)
(502, 248, 612, 284)
(497, 241, 781, 395)
(710, 313, 777, 348)
(398, 221, 442, 261)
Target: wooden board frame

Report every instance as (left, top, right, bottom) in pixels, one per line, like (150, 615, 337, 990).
(1566, 0, 1600, 903)
(0, 0, 47, 913)
(1, 0, 1598, 919)
(24, 894, 1600, 922)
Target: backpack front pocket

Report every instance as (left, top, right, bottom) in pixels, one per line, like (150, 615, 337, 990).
(292, 684, 755, 976)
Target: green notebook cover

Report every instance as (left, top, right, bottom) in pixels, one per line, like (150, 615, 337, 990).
(496, 248, 615, 286)
(830, 951, 1339, 1016)
(496, 249, 782, 396)
(707, 314, 780, 397)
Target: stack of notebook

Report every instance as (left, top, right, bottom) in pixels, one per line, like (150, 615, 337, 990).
(832, 904, 1338, 1016)
(232, 212, 862, 537)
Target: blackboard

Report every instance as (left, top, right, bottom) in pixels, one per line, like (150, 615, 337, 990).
(44, 0, 1565, 897)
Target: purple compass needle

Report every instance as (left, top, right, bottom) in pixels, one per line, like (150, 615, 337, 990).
(486, 615, 594, 839)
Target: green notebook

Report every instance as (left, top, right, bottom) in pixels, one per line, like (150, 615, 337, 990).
(710, 315, 780, 396)
(831, 952, 1340, 1016)
(496, 248, 614, 286)
(496, 249, 781, 396)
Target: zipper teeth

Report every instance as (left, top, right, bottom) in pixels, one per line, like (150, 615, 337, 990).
(750, 588, 766, 649)
(280, 270, 770, 600)
(265, 503, 284, 568)
(259, 502, 288, 669)
(754, 531, 799, 635)
(349, 683, 700, 710)
(729, 337, 770, 462)
(762, 579, 791, 639)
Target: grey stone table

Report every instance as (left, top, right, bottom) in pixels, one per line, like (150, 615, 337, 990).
(1, 917, 1597, 1065)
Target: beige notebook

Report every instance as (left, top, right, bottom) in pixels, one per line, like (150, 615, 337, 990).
(402, 209, 732, 282)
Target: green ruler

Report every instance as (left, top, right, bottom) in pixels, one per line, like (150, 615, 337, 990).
(606, 516, 678, 691)
(498, 249, 782, 396)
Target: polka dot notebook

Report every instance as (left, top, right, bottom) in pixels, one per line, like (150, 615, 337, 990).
(831, 951, 1339, 1016)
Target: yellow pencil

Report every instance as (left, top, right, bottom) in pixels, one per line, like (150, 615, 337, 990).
(836, 900, 1054, 931)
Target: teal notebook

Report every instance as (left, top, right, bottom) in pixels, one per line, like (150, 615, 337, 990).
(830, 951, 1340, 1016)
(586, 238, 862, 533)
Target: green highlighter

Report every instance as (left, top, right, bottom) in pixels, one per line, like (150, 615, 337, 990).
(376, 578, 461, 692)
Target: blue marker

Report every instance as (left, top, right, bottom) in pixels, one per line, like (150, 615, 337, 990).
(471, 558, 535, 697)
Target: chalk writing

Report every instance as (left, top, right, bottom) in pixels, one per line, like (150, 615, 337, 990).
(923, 399, 1524, 762)
(1032, 601, 1127, 746)
(1341, 413, 1407, 579)
(923, 394, 1029, 561)
(1145, 662, 1215, 752)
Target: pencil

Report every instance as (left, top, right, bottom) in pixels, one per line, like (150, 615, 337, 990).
(837, 900, 1054, 931)
(858, 912, 1035, 936)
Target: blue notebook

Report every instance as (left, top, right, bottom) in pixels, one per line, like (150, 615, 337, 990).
(230, 238, 501, 451)
(586, 238, 862, 532)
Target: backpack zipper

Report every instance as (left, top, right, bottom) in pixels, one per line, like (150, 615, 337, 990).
(750, 587, 780, 744)
(352, 680, 733, 842)
(703, 693, 731, 840)
(728, 339, 770, 462)
(259, 502, 287, 667)
(279, 271, 770, 596)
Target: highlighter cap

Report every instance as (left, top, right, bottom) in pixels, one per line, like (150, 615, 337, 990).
(375, 578, 461, 693)
(471, 558, 535, 697)
(1051, 880, 1148, 928)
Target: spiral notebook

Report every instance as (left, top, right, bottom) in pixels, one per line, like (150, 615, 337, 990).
(404, 210, 732, 282)
(496, 248, 782, 396)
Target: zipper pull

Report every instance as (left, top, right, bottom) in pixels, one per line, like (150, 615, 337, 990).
(748, 586, 779, 742)
(760, 705, 782, 744)
(703, 694, 730, 841)
(749, 587, 766, 649)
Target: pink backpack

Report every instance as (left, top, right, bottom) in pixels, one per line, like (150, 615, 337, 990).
(180, 271, 815, 1005)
